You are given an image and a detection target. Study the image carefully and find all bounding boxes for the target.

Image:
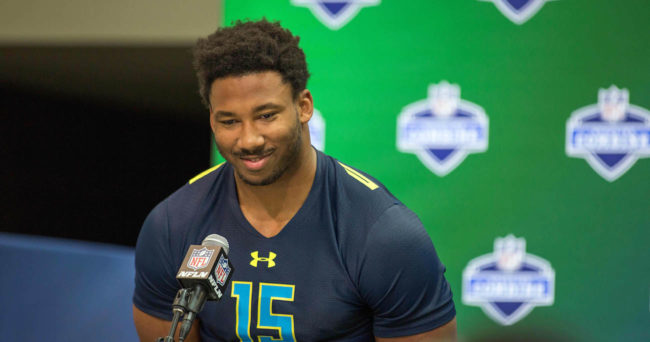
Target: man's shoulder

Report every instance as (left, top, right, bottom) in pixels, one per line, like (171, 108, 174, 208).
(171, 161, 227, 200)
(318, 153, 424, 241)
(151, 162, 230, 225)
(323, 153, 402, 215)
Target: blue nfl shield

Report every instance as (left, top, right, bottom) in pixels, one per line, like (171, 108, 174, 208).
(187, 247, 214, 271)
(397, 81, 489, 177)
(291, 0, 380, 30)
(566, 85, 650, 182)
(463, 235, 555, 326)
(308, 109, 326, 151)
(480, 0, 552, 25)
(215, 255, 231, 286)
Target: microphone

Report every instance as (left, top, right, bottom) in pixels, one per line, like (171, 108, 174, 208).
(175, 234, 234, 341)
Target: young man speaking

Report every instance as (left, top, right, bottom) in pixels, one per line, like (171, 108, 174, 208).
(133, 19, 456, 341)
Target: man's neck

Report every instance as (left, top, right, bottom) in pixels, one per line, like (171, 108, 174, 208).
(235, 145, 317, 238)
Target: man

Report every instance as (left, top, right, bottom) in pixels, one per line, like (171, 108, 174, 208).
(133, 19, 456, 341)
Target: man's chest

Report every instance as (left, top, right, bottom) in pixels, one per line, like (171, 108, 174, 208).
(195, 228, 373, 341)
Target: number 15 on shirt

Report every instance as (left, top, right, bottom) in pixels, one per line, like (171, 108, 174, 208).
(231, 281, 296, 342)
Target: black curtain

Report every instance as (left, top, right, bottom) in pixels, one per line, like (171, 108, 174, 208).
(1, 46, 211, 246)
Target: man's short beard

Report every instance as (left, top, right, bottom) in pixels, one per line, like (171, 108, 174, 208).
(224, 113, 303, 187)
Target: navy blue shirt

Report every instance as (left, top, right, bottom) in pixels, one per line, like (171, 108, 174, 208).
(134, 150, 455, 341)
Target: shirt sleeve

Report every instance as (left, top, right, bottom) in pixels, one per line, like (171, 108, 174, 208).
(357, 204, 455, 338)
(132, 200, 179, 320)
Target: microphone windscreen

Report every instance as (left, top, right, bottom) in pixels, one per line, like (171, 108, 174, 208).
(202, 234, 229, 254)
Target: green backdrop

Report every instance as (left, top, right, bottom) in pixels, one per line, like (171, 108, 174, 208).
(213, 1, 650, 340)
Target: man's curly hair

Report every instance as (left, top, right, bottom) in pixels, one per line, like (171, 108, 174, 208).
(193, 19, 310, 109)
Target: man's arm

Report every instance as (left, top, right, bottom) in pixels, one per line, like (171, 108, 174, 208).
(352, 204, 456, 340)
(376, 318, 457, 342)
(134, 201, 198, 341)
(133, 305, 201, 342)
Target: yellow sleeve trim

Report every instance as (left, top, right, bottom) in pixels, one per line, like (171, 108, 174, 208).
(189, 162, 225, 185)
(337, 162, 379, 190)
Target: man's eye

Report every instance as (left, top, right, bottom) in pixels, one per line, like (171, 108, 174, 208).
(260, 112, 277, 120)
(220, 119, 236, 125)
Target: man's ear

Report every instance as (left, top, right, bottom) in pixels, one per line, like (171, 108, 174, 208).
(208, 106, 217, 133)
(297, 89, 314, 124)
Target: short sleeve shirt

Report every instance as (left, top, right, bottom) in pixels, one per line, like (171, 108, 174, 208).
(133, 150, 455, 341)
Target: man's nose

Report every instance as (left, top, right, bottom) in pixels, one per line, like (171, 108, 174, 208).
(237, 121, 264, 152)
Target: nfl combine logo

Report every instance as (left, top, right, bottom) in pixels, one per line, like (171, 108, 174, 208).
(397, 81, 488, 177)
(215, 255, 231, 286)
(480, 0, 554, 25)
(291, 0, 380, 30)
(566, 85, 650, 182)
(308, 108, 326, 151)
(462, 235, 555, 326)
(187, 247, 214, 271)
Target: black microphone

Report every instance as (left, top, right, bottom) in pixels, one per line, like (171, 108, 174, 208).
(176, 234, 234, 341)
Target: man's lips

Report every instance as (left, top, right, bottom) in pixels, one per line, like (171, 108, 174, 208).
(239, 152, 272, 171)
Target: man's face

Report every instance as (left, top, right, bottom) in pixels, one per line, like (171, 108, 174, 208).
(209, 71, 312, 186)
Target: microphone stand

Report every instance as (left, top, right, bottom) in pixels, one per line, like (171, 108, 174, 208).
(156, 288, 191, 342)
(178, 284, 208, 342)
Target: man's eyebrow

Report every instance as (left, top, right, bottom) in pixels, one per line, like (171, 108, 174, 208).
(214, 110, 236, 117)
(213, 103, 284, 117)
(253, 103, 284, 112)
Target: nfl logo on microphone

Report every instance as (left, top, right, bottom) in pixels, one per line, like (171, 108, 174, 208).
(215, 255, 231, 286)
(187, 247, 214, 271)
(566, 85, 650, 182)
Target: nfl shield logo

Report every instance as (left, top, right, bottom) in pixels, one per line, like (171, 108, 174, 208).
(397, 81, 489, 176)
(480, 0, 553, 25)
(291, 0, 380, 30)
(308, 108, 326, 151)
(566, 85, 650, 182)
(187, 247, 214, 271)
(463, 235, 555, 325)
(215, 255, 231, 286)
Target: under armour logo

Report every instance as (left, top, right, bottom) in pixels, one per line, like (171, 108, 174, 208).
(250, 251, 276, 268)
